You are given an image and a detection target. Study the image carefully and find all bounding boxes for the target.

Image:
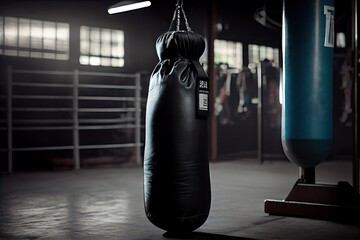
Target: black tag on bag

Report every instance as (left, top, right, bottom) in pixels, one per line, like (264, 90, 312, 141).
(196, 78, 209, 118)
(191, 60, 209, 118)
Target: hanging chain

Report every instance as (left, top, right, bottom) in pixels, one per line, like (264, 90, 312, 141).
(181, 4, 191, 31)
(176, 2, 181, 31)
(170, 0, 191, 32)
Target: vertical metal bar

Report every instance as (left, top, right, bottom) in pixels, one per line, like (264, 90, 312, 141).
(353, 0, 359, 192)
(73, 69, 80, 170)
(209, 0, 217, 162)
(299, 167, 315, 184)
(135, 73, 142, 165)
(257, 63, 263, 163)
(6, 65, 13, 173)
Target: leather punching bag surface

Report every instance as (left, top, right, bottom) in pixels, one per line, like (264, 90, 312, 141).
(143, 2, 211, 233)
(282, 0, 334, 168)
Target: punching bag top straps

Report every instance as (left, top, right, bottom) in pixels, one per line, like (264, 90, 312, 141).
(191, 60, 207, 80)
(168, 0, 192, 32)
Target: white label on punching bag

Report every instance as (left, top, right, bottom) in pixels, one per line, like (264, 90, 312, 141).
(324, 5, 335, 48)
(199, 93, 208, 111)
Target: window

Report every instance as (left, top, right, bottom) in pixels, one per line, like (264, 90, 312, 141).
(79, 26, 124, 67)
(214, 39, 243, 69)
(248, 44, 279, 71)
(248, 44, 260, 65)
(0, 16, 69, 60)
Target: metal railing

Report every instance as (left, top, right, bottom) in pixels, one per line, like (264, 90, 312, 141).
(0, 66, 143, 172)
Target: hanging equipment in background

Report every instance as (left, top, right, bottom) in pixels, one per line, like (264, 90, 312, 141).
(143, 0, 211, 233)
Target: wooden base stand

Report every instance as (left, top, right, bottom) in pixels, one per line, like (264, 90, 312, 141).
(264, 181, 360, 223)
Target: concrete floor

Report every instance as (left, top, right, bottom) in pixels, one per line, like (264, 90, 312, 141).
(0, 159, 359, 240)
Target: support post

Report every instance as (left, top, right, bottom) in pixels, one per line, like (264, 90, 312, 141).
(6, 65, 13, 173)
(352, 0, 359, 193)
(135, 73, 142, 165)
(73, 69, 80, 170)
(209, 0, 217, 162)
(257, 63, 263, 163)
(299, 167, 315, 184)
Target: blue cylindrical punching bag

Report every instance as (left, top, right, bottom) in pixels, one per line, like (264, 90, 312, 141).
(143, 1, 211, 233)
(282, 0, 335, 168)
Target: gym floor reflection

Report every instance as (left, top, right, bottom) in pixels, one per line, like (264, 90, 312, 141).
(1, 159, 359, 240)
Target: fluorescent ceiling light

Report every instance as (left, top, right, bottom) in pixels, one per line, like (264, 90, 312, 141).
(108, 1, 151, 14)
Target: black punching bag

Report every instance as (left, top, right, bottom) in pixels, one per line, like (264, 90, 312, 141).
(143, 1, 211, 233)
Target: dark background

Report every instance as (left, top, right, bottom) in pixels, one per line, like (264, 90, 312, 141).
(0, 0, 355, 170)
